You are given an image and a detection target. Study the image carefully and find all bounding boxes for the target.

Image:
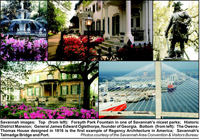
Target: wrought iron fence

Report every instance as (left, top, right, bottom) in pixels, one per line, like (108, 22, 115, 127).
(131, 30, 144, 41)
(92, 40, 153, 61)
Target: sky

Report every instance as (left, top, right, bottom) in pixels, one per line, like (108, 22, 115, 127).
(162, 61, 198, 71)
(66, 1, 79, 27)
(99, 62, 154, 72)
(100, 61, 198, 72)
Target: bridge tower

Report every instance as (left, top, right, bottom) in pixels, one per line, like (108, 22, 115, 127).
(155, 61, 162, 118)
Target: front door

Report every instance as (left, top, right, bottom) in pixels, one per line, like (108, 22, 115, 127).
(112, 15, 120, 36)
(44, 85, 52, 97)
(131, 8, 140, 30)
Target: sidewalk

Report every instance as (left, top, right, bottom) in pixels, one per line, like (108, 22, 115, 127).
(48, 32, 61, 60)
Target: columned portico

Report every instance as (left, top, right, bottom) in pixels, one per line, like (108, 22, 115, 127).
(77, 11, 93, 35)
(103, 4, 110, 39)
(142, 1, 148, 42)
(81, 18, 86, 35)
(39, 80, 60, 98)
(124, 1, 134, 44)
(51, 83, 54, 97)
(119, 6, 124, 33)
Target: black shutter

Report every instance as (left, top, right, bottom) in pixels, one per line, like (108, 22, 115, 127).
(116, 15, 119, 35)
(103, 19, 105, 32)
(112, 16, 114, 36)
(99, 20, 101, 31)
(108, 17, 110, 34)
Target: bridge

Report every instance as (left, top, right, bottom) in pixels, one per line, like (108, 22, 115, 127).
(99, 62, 199, 119)
(99, 111, 198, 118)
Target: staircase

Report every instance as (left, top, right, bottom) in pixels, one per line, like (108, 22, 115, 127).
(94, 36, 126, 55)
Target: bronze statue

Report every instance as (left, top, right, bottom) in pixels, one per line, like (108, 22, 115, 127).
(165, 2, 191, 58)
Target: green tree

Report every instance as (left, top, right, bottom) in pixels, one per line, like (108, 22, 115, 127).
(31, 1, 47, 20)
(46, 61, 98, 110)
(2, 0, 21, 20)
(47, 1, 72, 33)
(0, 61, 39, 92)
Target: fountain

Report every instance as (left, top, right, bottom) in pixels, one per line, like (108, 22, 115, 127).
(1, 0, 47, 37)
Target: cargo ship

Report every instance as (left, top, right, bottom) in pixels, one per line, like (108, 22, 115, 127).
(99, 101, 127, 119)
(167, 84, 176, 92)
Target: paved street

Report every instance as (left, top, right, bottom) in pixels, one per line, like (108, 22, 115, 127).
(48, 32, 61, 60)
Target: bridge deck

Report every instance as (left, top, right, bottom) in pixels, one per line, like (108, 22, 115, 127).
(99, 111, 198, 118)
(99, 111, 155, 116)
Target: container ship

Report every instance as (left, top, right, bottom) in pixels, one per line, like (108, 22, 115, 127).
(99, 101, 127, 119)
(167, 84, 176, 92)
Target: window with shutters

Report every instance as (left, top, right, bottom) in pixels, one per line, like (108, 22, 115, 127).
(36, 75, 40, 82)
(71, 85, 78, 95)
(93, 4, 95, 12)
(28, 88, 32, 96)
(61, 86, 68, 95)
(72, 74, 78, 79)
(47, 74, 53, 79)
(62, 73, 68, 80)
(35, 88, 40, 96)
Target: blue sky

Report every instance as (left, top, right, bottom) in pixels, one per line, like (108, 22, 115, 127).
(99, 62, 154, 72)
(162, 61, 198, 71)
(99, 61, 198, 72)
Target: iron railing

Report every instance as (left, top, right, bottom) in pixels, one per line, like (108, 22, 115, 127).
(131, 30, 144, 41)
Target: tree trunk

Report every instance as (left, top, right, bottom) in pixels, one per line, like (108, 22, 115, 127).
(83, 83, 90, 110)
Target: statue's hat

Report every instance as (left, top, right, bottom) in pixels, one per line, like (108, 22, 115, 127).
(172, 1, 183, 7)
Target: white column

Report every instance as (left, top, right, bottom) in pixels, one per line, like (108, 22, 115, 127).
(43, 85, 44, 97)
(56, 83, 59, 96)
(124, 1, 134, 44)
(103, 4, 110, 39)
(143, 1, 148, 42)
(81, 18, 86, 35)
(51, 83, 54, 97)
(101, 1, 103, 30)
(155, 61, 162, 119)
(149, 1, 153, 43)
(119, 6, 123, 33)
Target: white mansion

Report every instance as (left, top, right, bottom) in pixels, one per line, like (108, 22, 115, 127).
(71, 0, 153, 44)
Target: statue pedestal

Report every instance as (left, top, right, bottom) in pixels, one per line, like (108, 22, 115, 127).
(163, 57, 186, 61)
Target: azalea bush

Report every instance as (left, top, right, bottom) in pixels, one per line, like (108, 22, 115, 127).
(63, 35, 96, 60)
(1, 104, 98, 119)
(117, 42, 153, 61)
(79, 35, 104, 47)
(1, 34, 48, 61)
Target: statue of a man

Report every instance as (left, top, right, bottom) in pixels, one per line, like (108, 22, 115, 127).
(165, 2, 191, 58)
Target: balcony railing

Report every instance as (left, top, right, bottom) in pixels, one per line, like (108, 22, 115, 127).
(131, 30, 144, 41)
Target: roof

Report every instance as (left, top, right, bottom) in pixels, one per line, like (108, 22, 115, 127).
(74, 0, 83, 10)
(70, 16, 79, 23)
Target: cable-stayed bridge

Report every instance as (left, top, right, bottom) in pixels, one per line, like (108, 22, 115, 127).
(99, 62, 199, 118)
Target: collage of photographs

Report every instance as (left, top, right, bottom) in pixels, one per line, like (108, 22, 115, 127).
(0, 0, 199, 122)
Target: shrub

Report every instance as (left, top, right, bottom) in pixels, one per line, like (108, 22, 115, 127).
(58, 97, 66, 101)
(1, 104, 98, 119)
(63, 35, 96, 60)
(48, 33, 54, 36)
(1, 34, 48, 61)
